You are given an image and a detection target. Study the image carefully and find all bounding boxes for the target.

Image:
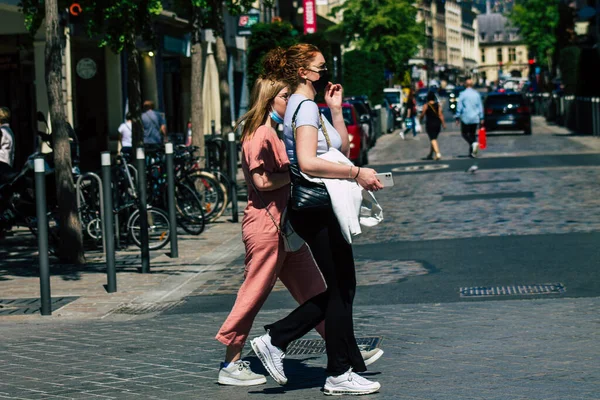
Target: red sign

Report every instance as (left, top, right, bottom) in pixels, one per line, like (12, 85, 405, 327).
(303, 0, 317, 34)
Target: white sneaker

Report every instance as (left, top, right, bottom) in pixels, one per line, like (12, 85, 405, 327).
(250, 332, 287, 385)
(323, 368, 381, 396)
(360, 348, 384, 367)
(217, 360, 267, 386)
(399, 131, 405, 140)
(472, 142, 479, 157)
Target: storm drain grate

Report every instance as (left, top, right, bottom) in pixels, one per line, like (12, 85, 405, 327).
(0, 297, 79, 315)
(285, 337, 382, 356)
(112, 301, 184, 315)
(460, 283, 566, 298)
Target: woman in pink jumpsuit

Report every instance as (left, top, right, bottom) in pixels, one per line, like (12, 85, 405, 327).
(215, 74, 327, 386)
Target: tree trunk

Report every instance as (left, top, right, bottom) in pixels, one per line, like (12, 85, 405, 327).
(44, 0, 85, 264)
(190, 9, 205, 168)
(127, 35, 144, 150)
(215, 36, 232, 134)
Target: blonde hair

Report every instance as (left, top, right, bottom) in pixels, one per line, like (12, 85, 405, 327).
(236, 77, 287, 142)
(263, 44, 321, 92)
(0, 107, 10, 124)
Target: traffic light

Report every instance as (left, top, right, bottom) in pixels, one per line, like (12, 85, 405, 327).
(528, 59, 535, 65)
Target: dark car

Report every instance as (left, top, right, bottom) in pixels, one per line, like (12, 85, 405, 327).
(319, 103, 369, 166)
(484, 92, 532, 135)
(344, 96, 378, 148)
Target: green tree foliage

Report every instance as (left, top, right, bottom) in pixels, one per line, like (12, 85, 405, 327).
(509, 0, 559, 67)
(330, 0, 424, 76)
(342, 49, 385, 105)
(246, 21, 297, 91)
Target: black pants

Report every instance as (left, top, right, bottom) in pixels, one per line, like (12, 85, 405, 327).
(265, 206, 366, 376)
(461, 123, 478, 154)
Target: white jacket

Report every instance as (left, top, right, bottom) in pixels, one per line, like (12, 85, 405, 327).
(300, 148, 383, 243)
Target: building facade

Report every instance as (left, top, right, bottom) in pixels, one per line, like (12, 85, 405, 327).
(477, 9, 528, 85)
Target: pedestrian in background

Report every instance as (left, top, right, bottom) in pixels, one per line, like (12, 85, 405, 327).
(455, 78, 484, 158)
(401, 88, 417, 140)
(420, 91, 446, 160)
(215, 65, 328, 386)
(142, 100, 167, 145)
(250, 43, 383, 396)
(117, 112, 132, 158)
(0, 107, 15, 184)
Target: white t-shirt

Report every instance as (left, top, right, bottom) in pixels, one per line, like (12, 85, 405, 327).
(0, 124, 15, 167)
(283, 94, 342, 164)
(118, 121, 132, 147)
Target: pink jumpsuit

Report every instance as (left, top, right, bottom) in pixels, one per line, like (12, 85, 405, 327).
(216, 125, 326, 348)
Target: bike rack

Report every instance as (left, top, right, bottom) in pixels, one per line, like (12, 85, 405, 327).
(76, 172, 105, 254)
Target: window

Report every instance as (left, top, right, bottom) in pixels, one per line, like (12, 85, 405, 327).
(481, 50, 486, 63)
(497, 48, 503, 63)
(509, 48, 516, 62)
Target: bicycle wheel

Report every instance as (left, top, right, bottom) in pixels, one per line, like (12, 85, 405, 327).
(184, 171, 228, 222)
(128, 207, 170, 250)
(173, 183, 205, 235)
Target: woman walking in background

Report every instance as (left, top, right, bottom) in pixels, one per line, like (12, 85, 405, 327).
(250, 44, 383, 396)
(215, 67, 328, 386)
(420, 91, 446, 160)
(401, 88, 417, 140)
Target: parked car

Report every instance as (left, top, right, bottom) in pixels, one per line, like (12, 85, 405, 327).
(383, 88, 404, 129)
(318, 103, 369, 166)
(483, 92, 532, 135)
(344, 96, 378, 148)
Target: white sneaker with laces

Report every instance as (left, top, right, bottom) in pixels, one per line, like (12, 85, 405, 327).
(360, 348, 384, 367)
(218, 360, 267, 386)
(323, 368, 381, 396)
(250, 332, 287, 385)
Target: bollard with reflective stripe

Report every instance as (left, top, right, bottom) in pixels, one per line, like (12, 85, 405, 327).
(227, 132, 239, 223)
(101, 152, 117, 292)
(136, 147, 150, 273)
(34, 158, 51, 315)
(165, 143, 178, 258)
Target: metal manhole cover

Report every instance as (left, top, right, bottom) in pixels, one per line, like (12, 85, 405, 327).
(112, 301, 184, 315)
(460, 283, 566, 298)
(392, 164, 449, 173)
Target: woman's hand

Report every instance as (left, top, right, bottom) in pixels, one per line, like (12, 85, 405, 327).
(355, 167, 384, 192)
(324, 83, 343, 110)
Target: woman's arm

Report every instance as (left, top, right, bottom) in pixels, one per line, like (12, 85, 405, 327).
(419, 107, 427, 121)
(251, 166, 290, 191)
(295, 125, 382, 191)
(325, 83, 349, 156)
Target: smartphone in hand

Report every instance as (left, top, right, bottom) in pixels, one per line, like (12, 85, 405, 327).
(375, 172, 394, 187)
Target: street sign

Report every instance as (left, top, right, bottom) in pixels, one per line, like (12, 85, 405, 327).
(237, 14, 259, 36)
(303, 0, 317, 34)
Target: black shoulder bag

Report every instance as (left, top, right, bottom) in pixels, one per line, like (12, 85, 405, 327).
(289, 99, 332, 211)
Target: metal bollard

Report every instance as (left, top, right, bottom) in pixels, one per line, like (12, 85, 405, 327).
(165, 143, 178, 258)
(227, 132, 239, 223)
(135, 147, 150, 273)
(34, 158, 51, 315)
(101, 152, 117, 292)
(211, 120, 216, 136)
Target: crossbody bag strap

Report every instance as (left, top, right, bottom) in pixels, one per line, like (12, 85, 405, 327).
(292, 99, 331, 149)
(245, 160, 282, 233)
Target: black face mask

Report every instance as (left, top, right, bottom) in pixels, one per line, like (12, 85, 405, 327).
(308, 70, 330, 93)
